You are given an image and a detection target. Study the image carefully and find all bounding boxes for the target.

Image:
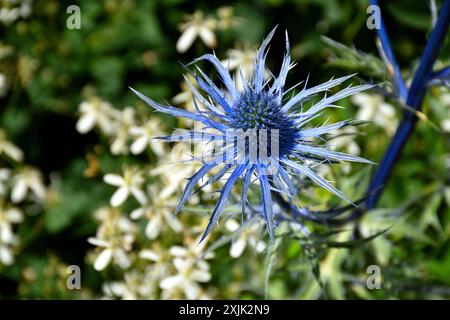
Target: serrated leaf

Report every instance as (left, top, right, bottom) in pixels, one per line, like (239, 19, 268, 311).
(322, 36, 387, 79)
(321, 227, 391, 248)
(420, 192, 443, 235)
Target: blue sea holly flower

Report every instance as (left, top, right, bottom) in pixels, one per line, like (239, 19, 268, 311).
(130, 28, 374, 241)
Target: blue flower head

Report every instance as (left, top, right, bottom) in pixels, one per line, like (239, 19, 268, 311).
(130, 27, 374, 241)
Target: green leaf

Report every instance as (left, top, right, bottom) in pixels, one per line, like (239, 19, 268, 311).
(264, 233, 283, 299)
(322, 227, 392, 248)
(420, 192, 443, 235)
(90, 56, 124, 97)
(387, 3, 431, 30)
(322, 36, 387, 79)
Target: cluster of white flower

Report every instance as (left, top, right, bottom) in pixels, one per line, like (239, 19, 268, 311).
(319, 92, 397, 175)
(76, 96, 165, 156)
(176, 7, 240, 53)
(0, 0, 33, 25)
(225, 218, 266, 258)
(221, 46, 263, 92)
(0, 128, 47, 265)
(102, 269, 155, 300)
(75, 96, 205, 297)
(88, 207, 136, 271)
(77, 90, 268, 298)
(103, 239, 214, 300)
(159, 238, 214, 299)
(351, 92, 398, 135)
(75, 11, 275, 296)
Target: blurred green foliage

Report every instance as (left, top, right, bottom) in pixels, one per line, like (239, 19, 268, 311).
(0, 0, 449, 299)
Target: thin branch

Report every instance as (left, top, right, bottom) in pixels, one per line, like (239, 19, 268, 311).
(364, 0, 450, 211)
(370, 0, 408, 101)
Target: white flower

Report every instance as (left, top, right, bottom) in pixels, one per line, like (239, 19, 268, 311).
(129, 118, 165, 156)
(439, 93, 450, 132)
(130, 188, 182, 239)
(18, 0, 32, 18)
(328, 126, 361, 174)
(150, 142, 208, 199)
(0, 243, 14, 265)
(222, 47, 256, 76)
(176, 10, 217, 53)
(0, 8, 19, 25)
(330, 126, 361, 155)
(102, 281, 133, 300)
(88, 237, 133, 271)
(102, 272, 145, 300)
(172, 82, 193, 108)
(0, 202, 21, 266)
(0, 72, 7, 97)
(139, 249, 160, 262)
(221, 46, 268, 92)
(104, 167, 147, 207)
(351, 93, 398, 135)
(160, 237, 214, 299)
(93, 207, 136, 239)
(441, 119, 450, 133)
(0, 204, 23, 243)
(110, 107, 135, 155)
(11, 166, 46, 203)
(225, 219, 266, 258)
(169, 238, 214, 270)
(76, 97, 118, 135)
(172, 76, 200, 126)
(139, 248, 172, 286)
(89, 207, 135, 271)
(0, 0, 32, 25)
(0, 129, 23, 162)
(102, 266, 163, 300)
(160, 258, 211, 299)
(217, 6, 240, 30)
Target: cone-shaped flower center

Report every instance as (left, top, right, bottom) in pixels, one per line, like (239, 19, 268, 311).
(229, 90, 299, 159)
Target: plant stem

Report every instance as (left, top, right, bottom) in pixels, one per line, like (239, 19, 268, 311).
(370, 0, 408, 101)
(275, 1, 450, 223)
(364, 0, 450, 210)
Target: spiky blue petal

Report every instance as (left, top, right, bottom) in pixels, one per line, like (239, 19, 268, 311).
(281, 74, 356, 112)
(190, 54, 239, 101)
(131, 28, 374, 240)
(241, 165, 255, 221)
(257, 164, 275, 239)
(282, 158, 352, 204)
(174, 162, 219, 216)
(200, 164, 247, 242)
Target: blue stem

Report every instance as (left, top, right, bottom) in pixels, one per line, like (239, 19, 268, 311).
(370, 0, 408, 101)
(364, 0, 450, 210)
(431, 66, 450, 80)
